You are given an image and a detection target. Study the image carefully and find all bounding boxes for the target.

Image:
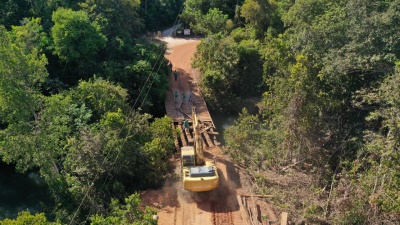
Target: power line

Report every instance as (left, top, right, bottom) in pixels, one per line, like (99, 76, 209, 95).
(140, 58, 163, 108)
(69, 2, 187, 224)
(133, 1, 185, 108)
(131, 46, 165, 109)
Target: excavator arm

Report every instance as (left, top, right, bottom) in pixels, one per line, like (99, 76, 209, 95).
(192, 107, 204, 166)
(181, 107, 219, 192)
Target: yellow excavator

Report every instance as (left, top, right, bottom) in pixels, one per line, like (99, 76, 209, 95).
(181, 107, 219, 192)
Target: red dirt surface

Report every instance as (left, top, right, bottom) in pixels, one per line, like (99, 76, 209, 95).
(140, 37, 277, 225)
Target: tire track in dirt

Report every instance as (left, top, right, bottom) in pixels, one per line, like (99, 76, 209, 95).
(173, 206, 178, 225)
(210, 160, 238, 225)
(211, 200, 234, 225)
(182, 201, 193, 225)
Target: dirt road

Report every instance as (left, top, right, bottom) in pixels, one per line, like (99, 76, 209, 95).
(140, 36, 276, 225)
(141, 147, 246, 225)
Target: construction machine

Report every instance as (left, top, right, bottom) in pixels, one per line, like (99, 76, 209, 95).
(181, 107, 219, 192)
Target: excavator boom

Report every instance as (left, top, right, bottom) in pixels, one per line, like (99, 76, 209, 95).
(181, 107, 219, 192)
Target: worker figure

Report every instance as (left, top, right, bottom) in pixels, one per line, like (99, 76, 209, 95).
(174, 90, 179, 102)
(174, 70, 178, 81)
(167, 61, 173, 74)
(182, 92, 186, 102)
(188, 90, 193, 102)
(183, 119, 189, 132)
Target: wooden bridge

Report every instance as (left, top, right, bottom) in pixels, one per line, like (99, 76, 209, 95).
(164, 67, 219, 149)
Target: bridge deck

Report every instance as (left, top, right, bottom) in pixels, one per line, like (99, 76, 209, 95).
(164, 38, 218, 148)
(165, 69, 214, 126)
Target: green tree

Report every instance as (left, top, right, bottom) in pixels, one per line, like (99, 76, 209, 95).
(139, 0, 184, 31)
(346, 65, 400, 221)
(90, 193, 157, 225)
(191, 8, 230, 35)
(25, 0, 85, 31)
(193, 30, 264, 113)
(182, 0, 240, 19)
(0, 0, 30, 28)
(0, 77, 172, 223)
(68, 77, 130, 122)
(102, 39, 170, 115)
(0, 26, 48, 124)
(224, 108, 271, 168)
(79, 0, 169, 114)
(181, 0, 243, 32)
(241, 0, 273, 35)
(51, 8, 106, 63)
(0, 211, 60, 225)
(50, 8, 107, 84)
(80, 0, 143, 57)
(255, 0, 400, 168)
(144, 116, 176, 186)
(10, 18, 50, 53)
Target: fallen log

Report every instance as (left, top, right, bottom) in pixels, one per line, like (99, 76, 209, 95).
(240, 194, 274, 198)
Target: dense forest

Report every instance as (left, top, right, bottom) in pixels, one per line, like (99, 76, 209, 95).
(1, 0, 400, 224)
(181, 0, 400, 224)
(0, 0, 183, 223)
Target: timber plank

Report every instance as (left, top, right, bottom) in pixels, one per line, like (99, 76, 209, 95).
(177, 124, 187, 147)
(280, 212, 288, 225)
(202, 130, 214, 148)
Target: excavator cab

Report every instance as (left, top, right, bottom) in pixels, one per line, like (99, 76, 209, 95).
(182, 156, 195, 166)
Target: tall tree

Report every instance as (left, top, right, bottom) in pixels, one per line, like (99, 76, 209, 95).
(219, 0, 400, 222)
(0, 0, 30, 28)
(181, 0, 242, 32)
(241, 0, 273, 35)
(51, 8, 106, 63)
(0, 26, 48, 124)
(80, 0, 143, 57)
(50, 8, 107, 83)
(191, 8, 230, 35)
(90, 193, 157, 225)
(0, 211, 60, 225)
(139, 0, 184, 31)
(1, 77, 174, 223)
(193, 29, 264, 113)
(344, 64, 400, 222)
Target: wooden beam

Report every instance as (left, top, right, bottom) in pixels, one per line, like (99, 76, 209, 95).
(212, 135, 220, 146)
(280, 212, 288, 225)
(185, 128, 193, 144)
(200, 126, 212, 133)
(207, 131, 219, 135)
(237, 195, 252, 225)
(177, 124, 187, 147)
(202, 130, 214, 148)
